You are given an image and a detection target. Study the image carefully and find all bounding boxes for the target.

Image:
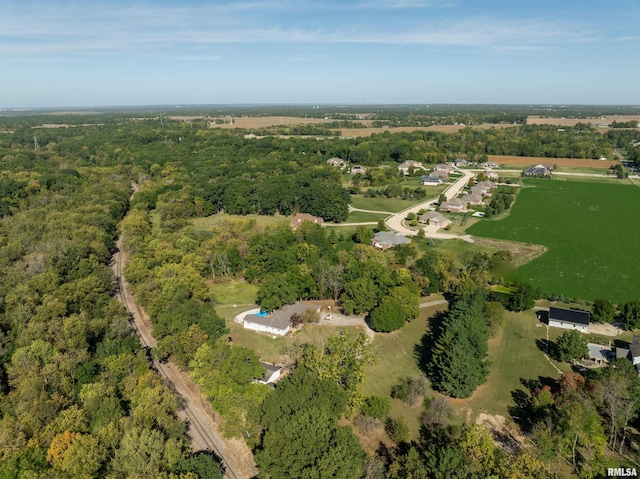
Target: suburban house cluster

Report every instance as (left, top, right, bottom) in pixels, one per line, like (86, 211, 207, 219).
(439, 180, 497, 213)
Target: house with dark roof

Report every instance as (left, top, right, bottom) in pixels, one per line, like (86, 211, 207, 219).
(371, 231, 411, 250)
(548, 307, 590, 333)
(242, 302, 320, 336)
(290, 213, 324, 230)
(523, 164, 552, 178)
(616, 336, 640, 374)
(421, 175, 443, 186)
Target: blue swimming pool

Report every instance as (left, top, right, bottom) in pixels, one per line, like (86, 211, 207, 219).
(254, 311, 268, 317)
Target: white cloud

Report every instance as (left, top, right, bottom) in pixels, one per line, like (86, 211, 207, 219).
(0, 2, 601, 58)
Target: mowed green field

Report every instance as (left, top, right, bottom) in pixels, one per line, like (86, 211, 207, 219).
(467, 179, 640, 302)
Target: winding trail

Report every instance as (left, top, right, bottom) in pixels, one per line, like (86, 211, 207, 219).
(112, 184, 256, 479)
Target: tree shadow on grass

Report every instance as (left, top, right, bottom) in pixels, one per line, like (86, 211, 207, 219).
(508, 376, 557, 431)
(535, 338, 559, 361)
(414, 309, 449, 375)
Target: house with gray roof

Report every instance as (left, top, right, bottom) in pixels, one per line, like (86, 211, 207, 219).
(243, 302, 320, 336)
(463, 193, 484, 206)
(255, 362, 282, 385)
(439, 198, 468, 213)
(419, 211, 451, 229)
(371, 231, 410, 250)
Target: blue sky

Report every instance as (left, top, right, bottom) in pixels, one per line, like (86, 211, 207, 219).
(1, 0, 639, 107)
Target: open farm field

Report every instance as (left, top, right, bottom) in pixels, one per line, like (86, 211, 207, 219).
(340, 123, 514, 137)
(191, 212, 290, 230)
(467, 179, 640, 303)
(488, 155, 618, 169)
(527, 114, 640, 127)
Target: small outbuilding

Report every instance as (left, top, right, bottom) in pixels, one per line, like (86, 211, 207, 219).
(548, 307, 590, 333)
(255, 362, 282, 385)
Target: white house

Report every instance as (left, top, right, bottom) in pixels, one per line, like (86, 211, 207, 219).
(327, 157, 346, 169)
(548, 307, 590, 333)
(255, 362, 282, 385)
(242, 302, 320, 336)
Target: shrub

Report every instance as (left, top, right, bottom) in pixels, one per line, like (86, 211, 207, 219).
(385, 417, 410, 443)
(362, 396, 391, 420)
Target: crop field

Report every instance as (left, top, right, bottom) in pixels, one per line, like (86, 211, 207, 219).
(340, 123, 513, 137)
(487, 155, 618, 169)
(526, 115, 640, 127)
(467, 179, 640, 303)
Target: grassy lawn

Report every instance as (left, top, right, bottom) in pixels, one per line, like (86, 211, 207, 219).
(346, 211, 389, 223)
(361, 304, 448, 439)
(417, 237, 498, 257)
(350, 195, 419, 212)
(192, 212, 289, 230)
(466, 179, 640, 303)
(468, 311, 570, 417)
(210, 280, 259, 308)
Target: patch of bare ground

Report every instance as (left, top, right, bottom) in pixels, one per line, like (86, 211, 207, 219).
(476, 413, 527, 455)
(471, 237, 547, 267)
(346, 418, 393, 454)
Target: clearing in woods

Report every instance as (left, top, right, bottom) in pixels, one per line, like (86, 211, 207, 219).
(466, 179, 640, 303)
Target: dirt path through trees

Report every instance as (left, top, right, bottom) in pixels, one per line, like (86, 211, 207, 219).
(112, 187, 257, 479)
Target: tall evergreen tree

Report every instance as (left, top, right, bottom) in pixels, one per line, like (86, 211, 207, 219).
(429, 292, 490, 398)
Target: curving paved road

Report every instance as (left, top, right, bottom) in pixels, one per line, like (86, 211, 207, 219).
(384, 167, 475, 241)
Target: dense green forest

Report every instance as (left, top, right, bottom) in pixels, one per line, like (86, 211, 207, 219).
(1, 110, 638, 478)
